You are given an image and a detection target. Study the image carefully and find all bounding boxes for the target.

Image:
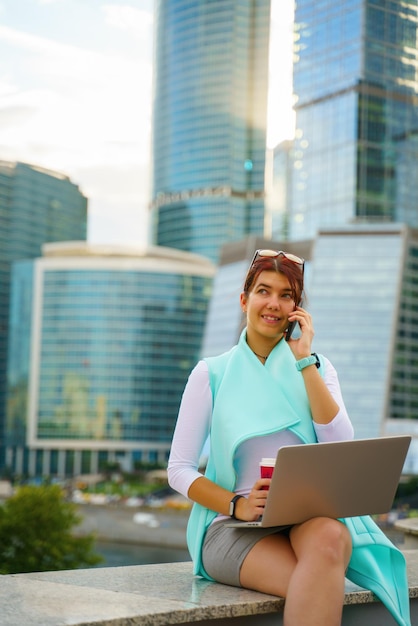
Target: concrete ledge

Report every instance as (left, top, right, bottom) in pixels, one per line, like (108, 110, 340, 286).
(395, 518, 418, 549)
(1, 551, 417, 626)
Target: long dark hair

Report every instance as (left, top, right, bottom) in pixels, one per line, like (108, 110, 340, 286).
(243, 255, 304, 304)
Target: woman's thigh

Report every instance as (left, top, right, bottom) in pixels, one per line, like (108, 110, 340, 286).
(239, 532, 297, 596)
(202, 521, 296, 594)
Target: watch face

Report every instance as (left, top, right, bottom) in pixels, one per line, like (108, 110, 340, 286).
(229, 498, 236, 516)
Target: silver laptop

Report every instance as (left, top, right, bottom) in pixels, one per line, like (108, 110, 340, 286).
(226, 436, 411, 529)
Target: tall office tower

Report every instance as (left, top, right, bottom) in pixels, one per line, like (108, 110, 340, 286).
(0, 162, 87, 467)
(283, 0, 418, 241)
(265, 0, 418, 469)
(150, 0, 271, 263)
(269, 140, 293, 240)
(6, 243, 214, 477)
(308, 224, 418, 472)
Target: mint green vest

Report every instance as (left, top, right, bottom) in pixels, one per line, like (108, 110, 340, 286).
(186, 329, 410, 626)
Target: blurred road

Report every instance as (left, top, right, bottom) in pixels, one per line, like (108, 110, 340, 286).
(74, 504, 189, 548)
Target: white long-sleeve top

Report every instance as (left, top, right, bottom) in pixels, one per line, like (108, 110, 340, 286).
(168, 357, 354, 516)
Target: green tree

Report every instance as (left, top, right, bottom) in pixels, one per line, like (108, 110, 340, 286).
(0, 484, 102, 574)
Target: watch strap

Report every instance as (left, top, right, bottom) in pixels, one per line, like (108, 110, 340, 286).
(295, 353, 320, 371)
(229, 494, 244, 519)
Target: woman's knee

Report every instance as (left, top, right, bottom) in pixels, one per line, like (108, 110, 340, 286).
(291, 517, 352, 567)
(319, 519, 352, 565)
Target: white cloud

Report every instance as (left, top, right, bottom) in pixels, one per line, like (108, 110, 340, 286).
(103, 4, 153, 36)
(0, 16, 153, 245)
(0, 24, 84, 57)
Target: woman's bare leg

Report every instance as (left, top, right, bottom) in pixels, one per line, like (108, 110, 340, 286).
(285, 518, 351, 626)
(239, 532, 297, 597)
(239, 518, 352, 626)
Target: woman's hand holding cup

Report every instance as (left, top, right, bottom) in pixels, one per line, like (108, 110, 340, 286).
(260, 457, 276, 490)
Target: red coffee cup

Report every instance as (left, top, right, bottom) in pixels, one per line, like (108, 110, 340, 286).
(260, 457, 276, 489)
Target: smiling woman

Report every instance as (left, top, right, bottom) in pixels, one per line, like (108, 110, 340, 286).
(241, 270, 297, 360)
(167, 247, 411, 626)
(242, 250, 305, 351)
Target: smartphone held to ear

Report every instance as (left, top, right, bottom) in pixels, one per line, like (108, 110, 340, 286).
(285, 320, 297, 341)
(285, 300, 302, 341)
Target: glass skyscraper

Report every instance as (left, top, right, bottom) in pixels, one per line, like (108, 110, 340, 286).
(285, 0, 418, 241)
(307, 225, 418, 472)
(6, 243, 214, 477)
(266, 0, 418, 468)
(150, 0, 272, 263)
(0, 161, 87, 467)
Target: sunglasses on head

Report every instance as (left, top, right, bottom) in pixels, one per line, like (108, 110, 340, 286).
(248, 249, 305, 272)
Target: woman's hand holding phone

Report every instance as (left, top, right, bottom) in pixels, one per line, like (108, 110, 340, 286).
(286, 305, 314, 360)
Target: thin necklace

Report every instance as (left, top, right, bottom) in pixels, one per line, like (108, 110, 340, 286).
(252, 350, 269, 362)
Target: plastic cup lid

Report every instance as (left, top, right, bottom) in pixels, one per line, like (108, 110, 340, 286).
(260, 458, 276, 466)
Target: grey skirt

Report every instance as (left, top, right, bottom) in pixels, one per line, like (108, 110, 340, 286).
(201, 520, 290, 587)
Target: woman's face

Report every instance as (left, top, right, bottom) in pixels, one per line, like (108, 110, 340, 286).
(240, 270, 296, 342)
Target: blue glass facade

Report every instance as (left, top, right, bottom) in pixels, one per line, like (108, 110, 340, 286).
(265, 0, 418, 470)
(308, 226, 418, 472)
(390, 239, 418, 423)
(6, 245, 214, 477)
(270, 140, 293, 240)
(285, 0, 418, 241)
(0, 162, 87, 467)
(308, 228, 404, 439)
(151, 0, 271, 263)
(201, 259, 248, 357)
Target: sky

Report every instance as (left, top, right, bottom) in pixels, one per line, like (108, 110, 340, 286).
(0, 0, 294, 247)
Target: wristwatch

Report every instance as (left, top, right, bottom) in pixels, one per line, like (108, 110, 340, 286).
(229, 494, 244, 519)
(295, 353, 320, 371)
